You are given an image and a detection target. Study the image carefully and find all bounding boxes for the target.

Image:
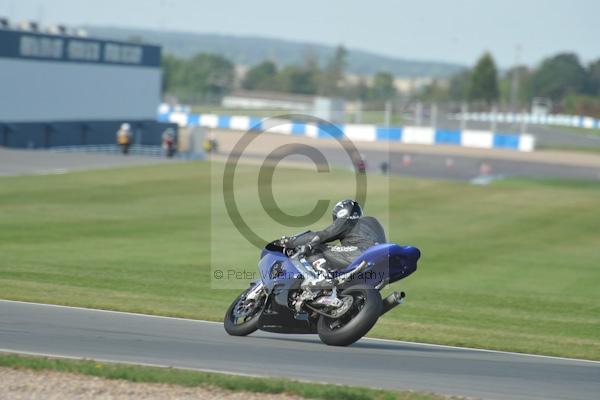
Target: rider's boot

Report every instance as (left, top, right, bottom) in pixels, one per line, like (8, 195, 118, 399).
(301, 258, 334, 289)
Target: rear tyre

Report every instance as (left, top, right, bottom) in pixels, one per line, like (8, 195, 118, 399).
(317, 285, 382, 346)
(224, 285, 265, 336)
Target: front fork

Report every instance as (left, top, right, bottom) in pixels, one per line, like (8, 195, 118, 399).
(245, 280, 265, 301)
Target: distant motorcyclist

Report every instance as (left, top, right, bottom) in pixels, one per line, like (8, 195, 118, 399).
(116, 123, 132, 155)
(282, 200, 386, 283)
(162, 128, 177, 158)
(203, 133, 219, 154)
(353, 154, 366, 174)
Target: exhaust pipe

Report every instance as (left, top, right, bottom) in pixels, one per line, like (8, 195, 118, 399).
(381, 291, 405, 315)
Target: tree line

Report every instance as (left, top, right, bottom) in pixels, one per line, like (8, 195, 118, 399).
(420, 52, 600, 116)
(161, 45, 396, 105)
(161, 46, 600, 117)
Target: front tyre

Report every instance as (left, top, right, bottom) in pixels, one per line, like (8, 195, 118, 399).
(224, 284, 265, 336)
(317, 286, 382, 346)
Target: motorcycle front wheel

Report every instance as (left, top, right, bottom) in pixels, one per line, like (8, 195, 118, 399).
(224, 284, 265, 336)
(317, 285, 382, 346)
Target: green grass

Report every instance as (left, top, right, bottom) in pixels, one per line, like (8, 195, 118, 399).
(542, 125, 600, 137)
(1, 162, 599, 360)
(536, 144, 600, 153)
(190, 105, 286, 119)
(494, 176, 600, 190)
(188, 105, 405, 125)
(351, 110, 405, 125)
(0, 353, 449, 400)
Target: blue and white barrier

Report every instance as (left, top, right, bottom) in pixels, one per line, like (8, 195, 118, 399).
(456, 112, 600, 130)
(158, 112, 535, 152)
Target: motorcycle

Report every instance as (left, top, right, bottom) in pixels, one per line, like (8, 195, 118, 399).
(224, 231, 420, 346)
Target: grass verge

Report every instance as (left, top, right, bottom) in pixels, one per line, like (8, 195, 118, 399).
(187, 105, 405, 125)
(0, 353, 451, 400)
(0, 161, 599, 359)
(536, 144, 600, 153)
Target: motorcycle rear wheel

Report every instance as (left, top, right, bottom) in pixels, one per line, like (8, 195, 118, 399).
(317, 285, 382, 346)
(224, 286, 264, 336)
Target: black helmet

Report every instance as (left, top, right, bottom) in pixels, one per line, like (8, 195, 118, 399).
(332, 199, 362, 221)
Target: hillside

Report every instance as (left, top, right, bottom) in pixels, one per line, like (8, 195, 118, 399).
(86, 26, 464, 78)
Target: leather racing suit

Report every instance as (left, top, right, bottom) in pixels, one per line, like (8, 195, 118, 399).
(287, 215, 386, 271)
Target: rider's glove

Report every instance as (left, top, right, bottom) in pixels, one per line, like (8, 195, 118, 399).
(295, 244, 312, 255)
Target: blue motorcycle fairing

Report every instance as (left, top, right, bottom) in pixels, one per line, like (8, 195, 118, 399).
(259, 243, 420, 293)
(258, 249, 303, 306)
(336, 243, 420, 287)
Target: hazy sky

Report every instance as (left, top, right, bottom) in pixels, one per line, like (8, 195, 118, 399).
(2, 0, 599, 67)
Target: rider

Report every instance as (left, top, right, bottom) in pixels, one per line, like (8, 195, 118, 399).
(282, 199, 386, 282)
(116, 123, 132, 155)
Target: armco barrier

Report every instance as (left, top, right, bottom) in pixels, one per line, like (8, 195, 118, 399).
(159, 112, 535, 152)
(1, 120, 177, 149)
(456, 112, 600, 130)
(49, 144, 165, 157)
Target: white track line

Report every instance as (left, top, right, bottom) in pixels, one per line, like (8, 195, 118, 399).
(1, 299, 599, 365)
(364, 337, 600, 364)
(0, 299, 222, 325)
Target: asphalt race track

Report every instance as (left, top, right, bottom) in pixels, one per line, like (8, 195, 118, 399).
(296, 146, 600, 181)
(222, 144, 600, 182)
(3, 137, 600, 181)
(0, 148, 168, 176)
(1, 300, 598, 400)
(213, 129, 600, 182)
